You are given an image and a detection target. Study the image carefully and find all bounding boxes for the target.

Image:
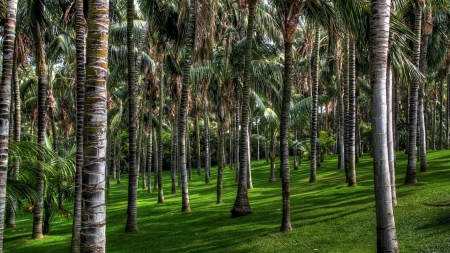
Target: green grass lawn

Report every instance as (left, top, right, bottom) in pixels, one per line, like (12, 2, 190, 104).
(5, 150, 450, 252)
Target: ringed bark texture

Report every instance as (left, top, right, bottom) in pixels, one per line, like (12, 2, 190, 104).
(230, 0, 258, 218)
(33, 26, 47, 240)
(405, 3, 422, 185)
(370, 1, 399, 252)
(70, 0, 85, 250)
(125, 0, 139, 233)
(309, 26, 320, 183)
(178, 0, 194, 212)
(81, 0, 109, 251)
(347, 36, 356, 187)
(279, 41, 293, 231)
(0, 0, 18, 249)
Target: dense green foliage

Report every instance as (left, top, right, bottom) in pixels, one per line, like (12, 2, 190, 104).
(5, 151, 450, 252)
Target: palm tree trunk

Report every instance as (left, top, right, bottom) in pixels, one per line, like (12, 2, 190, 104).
(158, 69, 164, 203)
(217, 116, 224, 203)
(418, 88, 427, 171)
(438, 80, 443, 150)
(81, 0, 109, 249)
(343, 33, 350, 182)
(171, 105, 178, 193)
(153, 128, 158, 190)
(117, 131, 122, 184)
(387, 64, 397, 206)
(347, 35, 357, 187)
(178, 0, 194, 212)
(336, 41, 345, 171)
(230, 0, 257, 217)
(431, 93, 436, 150)
(280, 37, 294, 231)
(269, 138, 276, 182)
(405, 2, 423, 185)
(447, 71, 450, 149)
(0, 0, 18, 248)
(147, 109, 153, 193)
(33, 24, 47, 240)
(370, 2, 399, 251)
(195, 97, 201, 175)
(257, 119, 260, 161)
(125, 0, 139, 232)
(187, 120, 192, 180)
(6, 48, 20, 229)
(229, 116, 233, 170)
(247, 120, 253, 189)
(309, 25, 320, 183)
(234, 88, 240, 182)
(204, 104, 211, 184)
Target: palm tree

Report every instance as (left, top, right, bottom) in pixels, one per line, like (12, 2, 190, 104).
(230, 0, 258, 218)
(347, 34, 357, 187)
(177, 0, 195, 212)
(278, 0, 303, 231)
(405, 0, 424, 185)
(0, 0, 19, 249)
(80, 0, 109, 250)
(309, 24, 320, 183)
(418, 4, 432, 172)
(125, 0, 139, 233)
(70, 0, 85, 250)
(369, 1, 399, 251)
(32, 15, 47, 241)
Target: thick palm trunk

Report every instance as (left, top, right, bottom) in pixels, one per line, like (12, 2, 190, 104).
(158, 70, 164, 203)
(347, 35, 357, 187)
(33, 25, 47, 240)
(280, 38, 295, 231)
(70, 1, 85, 251)
(81, 0, 109, 250)
(178, 0, 194, 212)
(405, 3, 422, 185)
(125, 0, 138, 232)
(309, 26, 320, 183)
(0, 0, 18, 249)
(230, 0, 257, 217)
(370, 2, 399, 251)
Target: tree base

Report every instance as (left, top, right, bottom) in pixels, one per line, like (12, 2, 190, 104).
(6, 223, 16, 229)
(32, 233, 44, 239)
(230, 206, 253, 217)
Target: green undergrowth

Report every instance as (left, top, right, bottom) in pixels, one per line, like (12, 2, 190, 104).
(5, 150, 450, 252)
